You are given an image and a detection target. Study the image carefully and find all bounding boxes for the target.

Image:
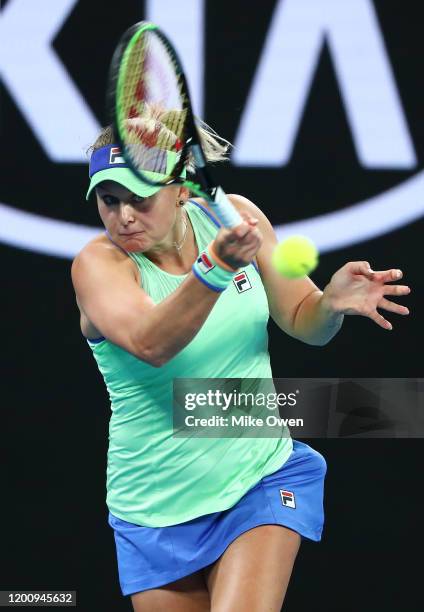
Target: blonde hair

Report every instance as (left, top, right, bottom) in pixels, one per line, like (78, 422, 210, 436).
(88, 104, 232, 173)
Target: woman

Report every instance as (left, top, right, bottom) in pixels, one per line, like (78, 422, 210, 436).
(71, 112, 410, 611)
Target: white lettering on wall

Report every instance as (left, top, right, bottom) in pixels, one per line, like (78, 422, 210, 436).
(233, 0, 416, 168)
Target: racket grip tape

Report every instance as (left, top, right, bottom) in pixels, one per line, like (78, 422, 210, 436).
(192, 242, 238, 292)
(208, 187, 243, 229)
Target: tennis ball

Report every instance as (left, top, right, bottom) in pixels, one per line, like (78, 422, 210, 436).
(272, 235, 318, 278)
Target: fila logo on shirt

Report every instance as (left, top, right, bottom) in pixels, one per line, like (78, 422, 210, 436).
(109, 147, 125, 164)
(280, 489, 296, 509)
(233, 271, 252, 293)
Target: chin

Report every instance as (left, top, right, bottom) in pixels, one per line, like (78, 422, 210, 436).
(117, 235, 149, 253)
(124, 241, 148, 253)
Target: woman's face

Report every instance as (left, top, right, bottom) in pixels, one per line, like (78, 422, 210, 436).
(96, 181, 185, 253)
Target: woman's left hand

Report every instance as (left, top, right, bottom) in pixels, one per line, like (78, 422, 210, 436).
(322, 261, 411, 330)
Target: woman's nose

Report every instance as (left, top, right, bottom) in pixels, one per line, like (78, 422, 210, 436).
(119, 203, 135, 225)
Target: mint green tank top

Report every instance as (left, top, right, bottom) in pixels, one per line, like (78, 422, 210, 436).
(87, 200, 293, 527)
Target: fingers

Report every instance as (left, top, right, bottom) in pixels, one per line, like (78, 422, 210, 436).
(368, 295, 410, 331)
(225, 218, 257, 244)
(239, 210, 259, 225)
(378, 297, 410, 316)
(370, 268, 403, 283)
(345, 261, 374, 279)
(346, 263, 407, 285)
(382, 284, 411, 297)
(244, 215, 259, 227)
(368, 310, 393, 331)
(226, 216, 261, 246)
(216, 216, 262, 268)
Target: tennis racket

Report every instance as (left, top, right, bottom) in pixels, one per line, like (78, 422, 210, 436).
(107, 21, 242, 229)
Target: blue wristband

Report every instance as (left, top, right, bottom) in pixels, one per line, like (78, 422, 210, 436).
(192, 245, 237, 292)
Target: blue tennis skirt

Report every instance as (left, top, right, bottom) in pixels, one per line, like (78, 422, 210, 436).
(108, 440, 326, 596)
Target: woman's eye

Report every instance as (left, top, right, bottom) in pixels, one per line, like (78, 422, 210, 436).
(132, 195, 146, 204)
(102, 195, 119, 206)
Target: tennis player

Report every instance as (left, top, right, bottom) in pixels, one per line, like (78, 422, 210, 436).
(71, 113, 410, 611)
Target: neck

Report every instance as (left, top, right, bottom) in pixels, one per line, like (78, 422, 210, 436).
(145, 207, 195, 268)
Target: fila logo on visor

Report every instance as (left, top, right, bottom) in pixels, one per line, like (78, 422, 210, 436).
(234, 271, 252, 293)
(280, 489, 296, 508)
(109, 147, 125, 164)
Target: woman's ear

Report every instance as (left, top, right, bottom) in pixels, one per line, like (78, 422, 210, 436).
(177, 185, 190, 202)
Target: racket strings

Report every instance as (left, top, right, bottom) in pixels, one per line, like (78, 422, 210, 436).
(120, 36, 147, 126)
(116, 30, 188, 181)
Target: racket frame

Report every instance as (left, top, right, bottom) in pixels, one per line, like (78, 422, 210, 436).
(107, 21, 242, 227)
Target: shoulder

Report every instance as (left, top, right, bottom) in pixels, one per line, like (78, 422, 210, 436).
(190, 194, 273, 232)
(72, 235, 127, 276)
(71, 234, 140, 290)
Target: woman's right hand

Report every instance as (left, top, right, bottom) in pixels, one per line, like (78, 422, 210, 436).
(214, 212, 263, 270)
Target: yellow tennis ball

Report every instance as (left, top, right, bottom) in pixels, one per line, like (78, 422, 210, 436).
(272, 235, 318, 278)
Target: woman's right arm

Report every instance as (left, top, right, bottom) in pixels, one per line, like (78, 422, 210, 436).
(71, 217, 261, 366)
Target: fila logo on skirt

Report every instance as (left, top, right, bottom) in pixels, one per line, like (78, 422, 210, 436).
(280, 489, 296, 508)
(233, 271, 252, 293)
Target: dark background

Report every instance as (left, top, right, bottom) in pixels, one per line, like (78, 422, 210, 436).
(1, 1, 423, 610)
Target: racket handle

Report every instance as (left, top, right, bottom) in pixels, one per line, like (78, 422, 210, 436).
(208, 186, 243, 228)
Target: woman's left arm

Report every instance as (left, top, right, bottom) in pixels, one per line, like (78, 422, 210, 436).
(227, 195, 411, 346)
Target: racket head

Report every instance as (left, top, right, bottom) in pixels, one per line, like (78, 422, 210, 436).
(107, 21, 200, 188)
